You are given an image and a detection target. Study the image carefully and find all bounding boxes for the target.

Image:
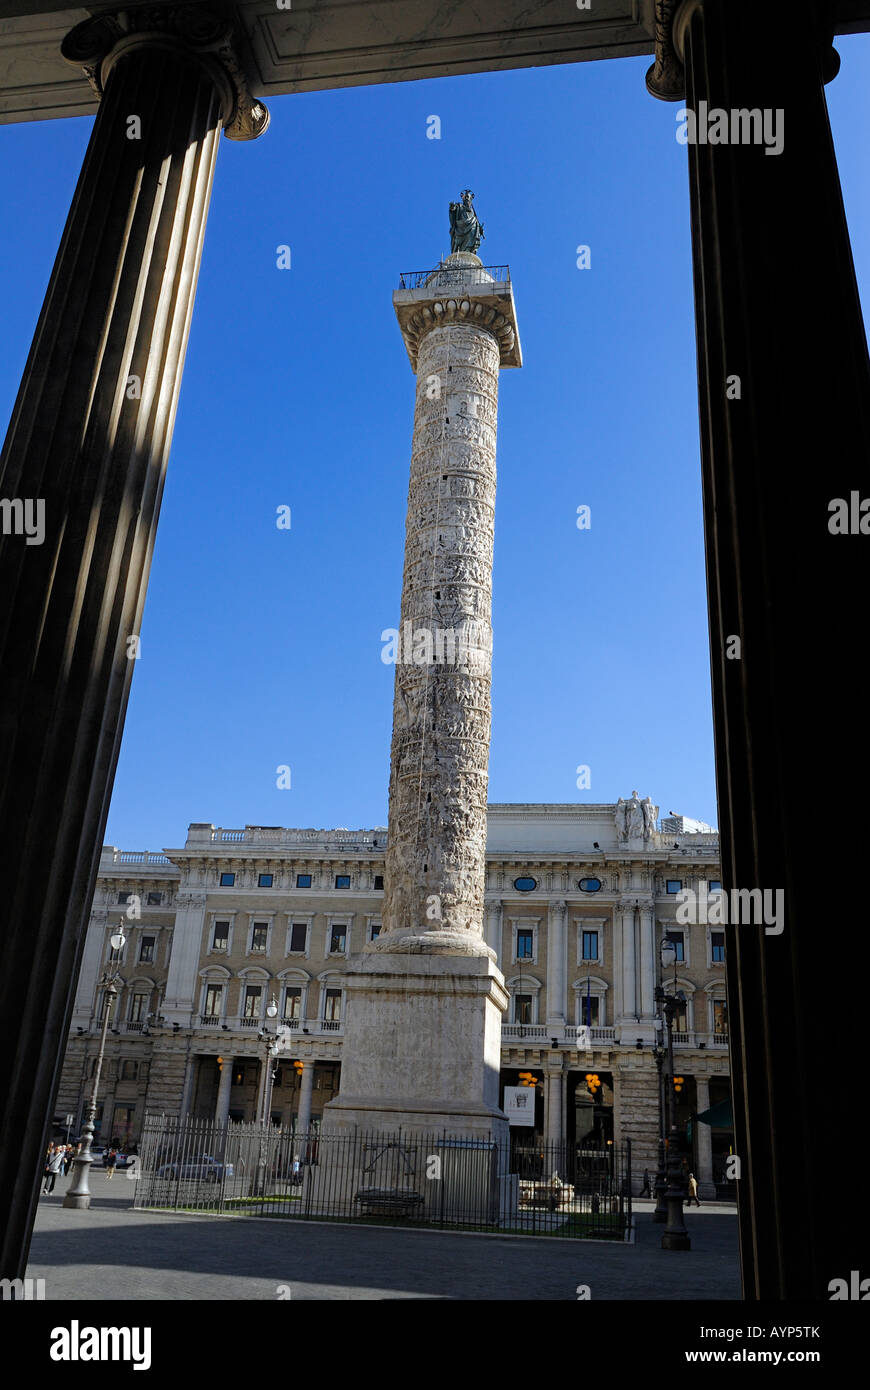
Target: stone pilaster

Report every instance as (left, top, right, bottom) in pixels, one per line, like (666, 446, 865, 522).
(616, 900, 638, 1037)
(0, 7, 268, 1280)
(638, 900, 658, 1034)
(545, 900, 567, 1033)
(163, 891, 208, 1027)
(484, 899, 504, 962)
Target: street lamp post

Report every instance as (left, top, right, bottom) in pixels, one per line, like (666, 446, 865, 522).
(63, 928, 126, 1209)
(656, 939, 690, 1251)
(254, 996, 285, 1195)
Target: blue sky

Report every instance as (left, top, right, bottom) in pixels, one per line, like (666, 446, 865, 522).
(2, 42, 869, 850)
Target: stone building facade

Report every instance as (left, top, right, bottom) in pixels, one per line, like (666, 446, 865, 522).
(55, 801, 731, 1196)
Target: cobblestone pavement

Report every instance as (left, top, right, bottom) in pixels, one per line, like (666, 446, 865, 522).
(25, 1172, 739, 1301)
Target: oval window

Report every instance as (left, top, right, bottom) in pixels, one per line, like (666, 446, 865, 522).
(578, 878, 602, 892)
(513, 877, 537, 892)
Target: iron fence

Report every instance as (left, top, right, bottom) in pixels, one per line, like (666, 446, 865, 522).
(134, 1115, 631, 1240)
(398, 265, 511, 290)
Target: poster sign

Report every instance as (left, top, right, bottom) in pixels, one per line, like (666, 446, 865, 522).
(504, 1086, 536, 1127)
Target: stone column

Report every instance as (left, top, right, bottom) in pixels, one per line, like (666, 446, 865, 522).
(324, 252, 520, 1137)
(694, 1076, 716, 1200)
(378, 254, 517, 955)
(214, 1056, 234, 1127)
(647, 0, 870, 1298)
(0, 8, 268, 1280)
(545, 900, 567, 1035)
(297, 1062, 315, 1135)
(544, 1062, 565, 1153)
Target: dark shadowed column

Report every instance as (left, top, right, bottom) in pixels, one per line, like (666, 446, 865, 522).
(649, 0, 870, 1296)
(0, 7, 268, 1279)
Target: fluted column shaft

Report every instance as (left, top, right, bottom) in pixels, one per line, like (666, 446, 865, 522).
(671, 0, 870, 1299)
(0, 16, 264, 1279)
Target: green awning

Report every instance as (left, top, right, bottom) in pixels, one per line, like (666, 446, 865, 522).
(695, 1099, 733, 1129)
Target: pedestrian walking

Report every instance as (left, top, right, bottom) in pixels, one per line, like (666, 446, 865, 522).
(59, 1145, 72, 1177)
(639, 1168, 652, 1197)
(105, 1147, 118, 1179)
(42, 1144, 64, 1194)
(687, 1172, 701, 1206)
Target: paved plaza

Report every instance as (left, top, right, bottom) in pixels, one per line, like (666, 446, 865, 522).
(26, 1172, 739, 1301)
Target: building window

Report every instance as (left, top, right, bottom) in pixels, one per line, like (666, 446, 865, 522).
(329, 925, 347, 954)
(129, 992, 149, 1023)
(578, 878, 602, 893)
(514, 994, 532, 1024)
(666, 930, 685, 963)
(258, 874, 273, 888)
(118, 891, 132, 905)
(283, 987, 301, 1020)
(323, 988, 342, 1021)
(296, 874, 312, 888)
(709, 880, 722, 894)
(711, 931, 725, 963)
(147, 891, 162, 905)
(666, 880, 682, 894)
(513, 877, 536, 892)
(243, 986, 262, 1019)
(289, 923, 307, 953)
(212, 921, 229, 951)
(370, 922, 381, 942)
(373, 875, 384, 890)
(220, 872, 235, 887)
(138, 936, 156, 964)
(250, 923, 269, 953)
(203, 984, 223, 1017)
(120, 1059, 139, 1081)
(581, 930, 599, 962)
(672, 998, 689, 1033)
(232, 1067, 246, 1087)
(577, 994, 601, 1028)
(335, 875, 350, 890)
(713, 998, 728, 1034)
(515, 928, 534, 960)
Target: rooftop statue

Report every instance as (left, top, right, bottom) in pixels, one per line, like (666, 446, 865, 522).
(449, 189, 485, 254)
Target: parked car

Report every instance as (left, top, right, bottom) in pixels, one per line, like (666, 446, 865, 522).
(156, 1155, 233, 1183)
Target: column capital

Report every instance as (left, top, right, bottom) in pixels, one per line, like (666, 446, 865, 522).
(548, 899, 567, 916)
(646, 0, 840, 103)
(645, 0, 688, 103)
(61, 5, 270, 141)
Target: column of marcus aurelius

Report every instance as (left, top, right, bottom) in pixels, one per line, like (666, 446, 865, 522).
(324, 221, 521, 1140)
